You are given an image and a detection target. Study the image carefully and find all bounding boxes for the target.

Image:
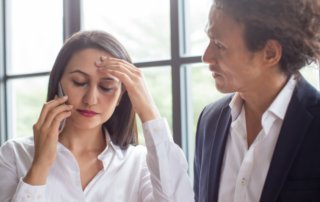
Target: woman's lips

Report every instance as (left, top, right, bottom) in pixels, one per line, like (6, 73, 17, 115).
(77, 109, 99, 117)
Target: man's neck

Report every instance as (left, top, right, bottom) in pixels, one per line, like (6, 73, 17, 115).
(240, 73, 290, 119)
(239, 72, 290, 147)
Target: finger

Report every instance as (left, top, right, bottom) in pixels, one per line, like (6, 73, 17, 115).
(48, 111, 72, 137)
(100, 63, 136, 76)
(104, 58, 143, 76)
(38, 96, 68, 124)
(106, 57, 136, 69)
(96, 58, 138, 73)
(107, 70, 133, 87)
(42, 104, 73, 130)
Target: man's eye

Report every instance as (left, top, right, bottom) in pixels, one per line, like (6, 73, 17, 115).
(214, 40, 224, 50)
(73, 81, 86, 86)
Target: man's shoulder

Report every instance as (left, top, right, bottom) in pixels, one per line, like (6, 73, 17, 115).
(201, 93, 234, 120)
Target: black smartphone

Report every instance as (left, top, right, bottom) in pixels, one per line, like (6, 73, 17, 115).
(58, 82, 66, 131)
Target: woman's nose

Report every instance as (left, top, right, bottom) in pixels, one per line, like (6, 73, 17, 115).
(202, 43, 218, 65)
(83, 86, 98, 106)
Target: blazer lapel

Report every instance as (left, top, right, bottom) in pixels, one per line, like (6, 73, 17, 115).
(260, 94, 313, 202)
(207, 105, 232, 202)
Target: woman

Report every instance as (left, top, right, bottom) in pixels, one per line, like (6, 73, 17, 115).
(0, 31, 194, 202)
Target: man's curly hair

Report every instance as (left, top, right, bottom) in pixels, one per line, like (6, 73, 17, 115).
(212, 0, 320, 75)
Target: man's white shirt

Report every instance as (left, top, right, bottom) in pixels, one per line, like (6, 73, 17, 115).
(218, 75, 297, 202)
(0, 118, 194, 202)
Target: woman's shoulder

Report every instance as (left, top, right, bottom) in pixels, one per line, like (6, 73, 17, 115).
(122, 144, 147, 160)
(1, 136, 35, 152)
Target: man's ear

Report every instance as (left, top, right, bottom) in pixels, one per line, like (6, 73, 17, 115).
(116, 85, 127, 106)
(263, 40, 282, 67)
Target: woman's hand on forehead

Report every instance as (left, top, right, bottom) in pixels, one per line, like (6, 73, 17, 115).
(95, 56, 161, 123)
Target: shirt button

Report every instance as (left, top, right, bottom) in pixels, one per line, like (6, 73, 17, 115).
(26, 193, 32, 198)
(153, 128, 159, 132)
(145, 129, 150, 135)
(240, 178, 246, 185)
(37, 194, 42, 199)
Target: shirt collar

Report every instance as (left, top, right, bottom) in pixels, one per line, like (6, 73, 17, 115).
(228, 75, 297, 136)
(229, 92, 244, 122)
(99, 127, 124, 160)
(266, 75, 297, 120)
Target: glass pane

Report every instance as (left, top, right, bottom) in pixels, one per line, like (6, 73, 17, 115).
(184, 0, 211, 56)
(136, 66, 173, 146)
(183, 63, 225, 181)
(82, 0, 170, 63)
(6, 0, 63, 75)
(191, 64, 225, 134)
(7, 76, 49, 139)
(300, 65, 319, 90)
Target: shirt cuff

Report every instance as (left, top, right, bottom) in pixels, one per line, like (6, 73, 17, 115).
(142, 118, 173, 148)
(12, 177, 45, 202)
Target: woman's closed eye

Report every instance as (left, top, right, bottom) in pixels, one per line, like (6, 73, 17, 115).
(73, 80, 114, 92)
(73, 80, 86, 87)
(100, 86, 113, 92)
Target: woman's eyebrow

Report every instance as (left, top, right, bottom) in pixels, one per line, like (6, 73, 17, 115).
(101, 78, 118, 83)
(69, 70, 118, 82)
(69, 70, 90, 77)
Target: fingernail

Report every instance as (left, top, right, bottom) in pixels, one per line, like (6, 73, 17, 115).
(107, 69, 113, 73)
(96, 60, 101, 64)
(101, 56, 107, 60)
(98, 67, 104, 70)
(69, 105, 73, 108)
(63, 95, 68, 99)
(54, 95, 58, 99)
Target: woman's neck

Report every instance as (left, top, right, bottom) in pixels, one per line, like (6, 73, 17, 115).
(58, 121, 107, 154)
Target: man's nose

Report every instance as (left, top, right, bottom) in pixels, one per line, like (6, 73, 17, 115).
(202, 43, 218, 65)
(83, 86, 98, 106)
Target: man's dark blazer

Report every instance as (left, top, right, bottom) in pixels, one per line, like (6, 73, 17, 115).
(194, 76, 320, 202)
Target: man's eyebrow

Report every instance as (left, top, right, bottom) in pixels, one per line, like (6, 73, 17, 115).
(69, 70, 90, 77)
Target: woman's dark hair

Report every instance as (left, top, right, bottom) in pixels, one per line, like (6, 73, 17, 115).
(47, 30, 138, 149)
(210, 0, 320, 75)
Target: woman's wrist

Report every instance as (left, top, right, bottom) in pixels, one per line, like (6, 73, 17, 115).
(139, 108, 161, 123)
(24, 164, 50, 186)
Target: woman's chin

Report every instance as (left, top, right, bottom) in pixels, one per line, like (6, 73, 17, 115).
(69, 119, 104, 130)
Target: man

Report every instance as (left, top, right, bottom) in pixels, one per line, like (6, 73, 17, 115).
(194, 0, 320, 201)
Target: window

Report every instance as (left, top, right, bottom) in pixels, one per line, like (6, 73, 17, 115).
(1, 0, 319, 182)
(6, 0, 63, 75)
(82, 0, 171, 62)
(2, 0, 63, 141)
(7, 76, 49, 138)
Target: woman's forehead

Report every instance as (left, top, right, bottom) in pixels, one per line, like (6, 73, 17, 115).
(65, 48, 119, 81)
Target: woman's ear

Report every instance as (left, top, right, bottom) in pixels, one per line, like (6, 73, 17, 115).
(116, 85, 127, 106)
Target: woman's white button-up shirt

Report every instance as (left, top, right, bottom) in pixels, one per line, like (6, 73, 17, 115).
(0, 118, 194, 202)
